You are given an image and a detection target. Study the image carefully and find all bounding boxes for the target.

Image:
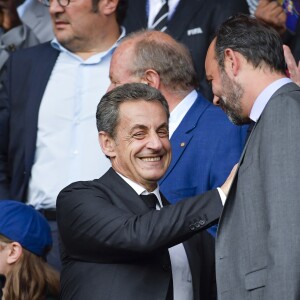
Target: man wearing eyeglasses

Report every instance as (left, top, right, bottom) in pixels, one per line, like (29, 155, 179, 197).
(0, 0, 128, 271)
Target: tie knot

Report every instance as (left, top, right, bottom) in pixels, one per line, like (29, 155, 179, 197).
(140, 194, 159, 210)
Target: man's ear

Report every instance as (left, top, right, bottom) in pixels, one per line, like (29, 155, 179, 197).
(6, 242, 23, 265)
(98, 131, 116, 158)
(100, 0, 119, 16)
(224, 48, 240, 77)
(141, 69, 161, 89)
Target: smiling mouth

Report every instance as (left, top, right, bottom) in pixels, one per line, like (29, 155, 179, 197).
(141, 157, 161, 162)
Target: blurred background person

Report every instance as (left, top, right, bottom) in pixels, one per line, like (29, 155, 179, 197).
(122, 0, 250, 100)
(284, 44, 300, 85)
(0, 0, 53, 70)
(0, 200, 59, 300)
(0, 0, 127, 270)
(247, 0, 300, 62)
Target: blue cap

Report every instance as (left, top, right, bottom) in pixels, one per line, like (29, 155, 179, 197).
(0, 200, 52, 257)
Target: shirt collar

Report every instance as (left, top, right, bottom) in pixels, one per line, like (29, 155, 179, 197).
(170, 89, 197, 120)
(249, 77, 292, 122)
(50, 26, 126, 64)
(169, 89, 197, 137)
(116, 172, 162, 206)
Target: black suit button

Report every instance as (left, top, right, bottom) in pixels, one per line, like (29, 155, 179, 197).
(189, 224, 196, 231)
(195, 222, 201, 228)
(162, 264, 171, 271)
(199, 219, 206, 226)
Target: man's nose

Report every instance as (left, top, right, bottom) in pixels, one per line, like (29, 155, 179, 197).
(147, 133, 163, 150)
(49, 0, 65, 13)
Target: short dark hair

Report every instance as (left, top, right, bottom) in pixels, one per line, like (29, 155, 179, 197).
(92, 0, 128, 25)
(96, 83, 169, 138)
(215, 14, 286, 74)
(122, 30, 198, 91)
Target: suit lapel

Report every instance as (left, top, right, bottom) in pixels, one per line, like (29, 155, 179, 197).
(235, 82, 299, 169)
(166, 0, 204, 39)
(128, 0, 148, 28)
(24, 44, 59, 175)
(159, 94, 210, 185)
(218, 116, 259, 223)
(219, 82, 300, 228)
(100, 168, 152, 214)
(160, 192, 170, 206)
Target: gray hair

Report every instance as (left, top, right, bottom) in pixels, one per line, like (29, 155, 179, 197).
(96, 83, 169, 138)
(121, 30, 198, 91)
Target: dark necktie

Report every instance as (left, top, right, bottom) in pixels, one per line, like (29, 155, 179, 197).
(152, 0, 169, 31)
(140, 193, 172, 299)
(140, 193, 160, 210)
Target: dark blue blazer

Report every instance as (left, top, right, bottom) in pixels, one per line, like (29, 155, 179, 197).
(160, 93, 247, 203)
(0, 42, 59, 200)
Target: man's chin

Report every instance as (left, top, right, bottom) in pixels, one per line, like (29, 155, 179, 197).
(228, 114, 249, 126)
(143, 170, 166, 182)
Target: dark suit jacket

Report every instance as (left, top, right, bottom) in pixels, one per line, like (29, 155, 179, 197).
(160, 93, 247, 203)
(0, 42, 59, 201)
(122, 0, 249, 99)
(57, 168, 223, 300)
(216, 82, 300, 300)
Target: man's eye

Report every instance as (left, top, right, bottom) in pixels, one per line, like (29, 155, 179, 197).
(133, 132, 146, 139)
(157, 130, 169, 137)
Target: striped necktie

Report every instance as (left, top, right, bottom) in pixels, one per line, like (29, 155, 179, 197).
(151, 0, 169, 31)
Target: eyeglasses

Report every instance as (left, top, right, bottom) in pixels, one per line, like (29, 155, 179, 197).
(39, 0, 71, 7)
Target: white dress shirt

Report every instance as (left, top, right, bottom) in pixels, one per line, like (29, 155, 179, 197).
(27, 29, 125, 210)
(169, 89, 197, 138)
(117, 173, 194, 300)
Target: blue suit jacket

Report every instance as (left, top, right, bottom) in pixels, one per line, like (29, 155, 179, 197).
(0, 42, 59, 200)
(159, 93, 247, 235)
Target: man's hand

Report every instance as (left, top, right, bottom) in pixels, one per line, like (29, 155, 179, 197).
(0, 0, 21, 31)
(255, 0, 286, 35)
(283, 44, 300, 86)
(220, 163, 238, 197)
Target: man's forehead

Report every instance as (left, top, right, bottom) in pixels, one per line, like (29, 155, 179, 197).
(119, 100, 167, 120)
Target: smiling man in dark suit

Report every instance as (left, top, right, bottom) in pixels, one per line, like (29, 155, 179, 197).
(56, 83, 231, 300)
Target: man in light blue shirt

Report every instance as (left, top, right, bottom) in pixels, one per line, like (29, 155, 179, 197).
(0, 0, 127, 270)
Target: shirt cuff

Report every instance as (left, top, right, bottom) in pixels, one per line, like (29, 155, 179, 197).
(217, 187, 226, 206)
